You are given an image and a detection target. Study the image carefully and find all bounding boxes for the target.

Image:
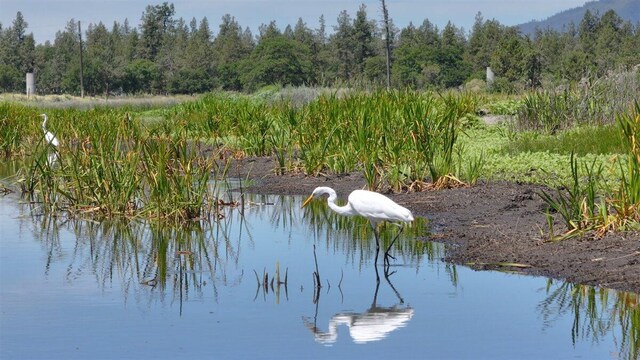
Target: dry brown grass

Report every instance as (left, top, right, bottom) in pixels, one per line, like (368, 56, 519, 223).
(0, 93, 197, 109)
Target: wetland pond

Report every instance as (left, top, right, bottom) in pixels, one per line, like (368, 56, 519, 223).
(1, 186, 639, 359)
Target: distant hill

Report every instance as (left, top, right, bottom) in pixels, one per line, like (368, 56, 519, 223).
(518, 0, 640, 36)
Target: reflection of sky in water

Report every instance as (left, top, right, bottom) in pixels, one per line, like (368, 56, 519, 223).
(0, 193, 636, 359)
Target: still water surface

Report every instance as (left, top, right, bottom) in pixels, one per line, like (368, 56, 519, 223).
(1, 191, 638, 359)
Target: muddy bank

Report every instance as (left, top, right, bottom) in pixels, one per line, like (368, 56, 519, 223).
(226, 157, 640, 293)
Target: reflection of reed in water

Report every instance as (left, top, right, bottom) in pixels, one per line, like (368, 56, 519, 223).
(538, 279, 639, 360)
(304, 271, 413, 345)
(31, 208, 247, 312)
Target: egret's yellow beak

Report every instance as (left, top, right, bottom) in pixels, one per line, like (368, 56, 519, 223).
(301, 194, 314, 208)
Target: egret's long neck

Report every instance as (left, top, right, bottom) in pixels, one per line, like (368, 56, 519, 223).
(41, 117, 47, 131)
(326, 192, 356, 216)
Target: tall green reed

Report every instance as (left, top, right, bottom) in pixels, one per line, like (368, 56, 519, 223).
(0, 103, 28, 157)
(21, 109, 220, 222)
(517, 69, 640, 132)
(539, 102, 640, 239)
(612, 101, 640, 228)
(538, 152, 603, 239)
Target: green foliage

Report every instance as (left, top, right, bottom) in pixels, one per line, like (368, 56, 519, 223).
(436, 22, 472, 88)
(167, 89, 481, 191)
(454, 123, 622, 186)
(0, 103, 29, 157)
(505, 124, 625, 156)
(123, 59, 160, 93)
(486, 98, 522, 115)
(4, 107, 222, 222)
(240, 35, 313, 91)
(490, 28, 527, 83)
(516, 71, 640, 131)
(537, 103, 640, 239)
(167, 68, 212, 94)
(612, 101, 640, 225)
(139, 2, 175, 61)
(0, 63, 22, 92)
(392, 20, 439, 89)
(489, 77, 517, 94)
(2, 6, 639, 94)
(538, 153, 603, 239)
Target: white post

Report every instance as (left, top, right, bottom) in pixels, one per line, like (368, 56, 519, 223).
(486, 67, 495, 88)
(26, 73, 35, 97)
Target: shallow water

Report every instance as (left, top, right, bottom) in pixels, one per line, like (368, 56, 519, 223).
(0, 191, 638, 359)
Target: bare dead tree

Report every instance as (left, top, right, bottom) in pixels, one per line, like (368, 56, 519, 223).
(381, 0, 391, 90)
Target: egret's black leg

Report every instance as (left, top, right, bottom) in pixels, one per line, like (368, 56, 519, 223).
(370, 222, 380, 266)
(384, 225, 404, 266)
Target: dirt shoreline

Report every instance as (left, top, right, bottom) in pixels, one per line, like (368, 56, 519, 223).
(226, 156, 640, 294)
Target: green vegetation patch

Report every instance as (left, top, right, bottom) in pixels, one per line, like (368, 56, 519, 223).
(458, 124, 624, 186)
(504, 124, 626, 156)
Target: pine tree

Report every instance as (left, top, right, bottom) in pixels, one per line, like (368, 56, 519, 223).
(331, 10, 355, 81)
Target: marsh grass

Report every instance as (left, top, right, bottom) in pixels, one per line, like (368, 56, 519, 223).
(17, 110, 225, 222)
(611, 101, 640, 229)
(166, 90, 485, 191)
(0, 103, 37, 157)
(506, 124, 626, 156)
(539, 153, 603, 239)
(0, 93, 195, 110)
(540, 102, 640, 239)
(11, 86, 637, 225)
(516, 68, 640, 132)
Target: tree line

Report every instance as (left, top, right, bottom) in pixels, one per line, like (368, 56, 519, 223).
(1, 2, 639, 95)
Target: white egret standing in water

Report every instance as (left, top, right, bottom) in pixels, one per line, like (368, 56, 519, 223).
(40, 113, 59, 165)
(40, 113, 59, 147)
(302, 186, 414, 266)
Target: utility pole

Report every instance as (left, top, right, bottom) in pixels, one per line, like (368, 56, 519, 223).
(381, 0, 391, 91)
(78, 21, 85, 98)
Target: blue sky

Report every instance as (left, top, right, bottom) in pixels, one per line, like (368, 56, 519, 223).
(1, 0, 588, 44)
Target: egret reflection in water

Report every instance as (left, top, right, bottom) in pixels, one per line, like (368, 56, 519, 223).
(304, 269, 413, 345)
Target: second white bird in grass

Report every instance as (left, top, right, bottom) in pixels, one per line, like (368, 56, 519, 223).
(40, 113, 59, 147)
(302, 186, 414, 265)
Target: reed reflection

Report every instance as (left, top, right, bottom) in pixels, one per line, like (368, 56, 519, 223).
(539, 280, 639, 360)
(31, 206, 247, 313)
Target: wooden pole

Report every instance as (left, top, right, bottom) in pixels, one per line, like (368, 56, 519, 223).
(78, 21, 85, 98)
(381, 0, 391, 91)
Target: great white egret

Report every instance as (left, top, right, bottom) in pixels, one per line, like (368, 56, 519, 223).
(302, 186, 414, 265)
(40, 113, 59, 147)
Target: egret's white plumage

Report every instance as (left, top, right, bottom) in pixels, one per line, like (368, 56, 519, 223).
(40, 113, 59, 147)
(302, 186, 414, 265)
(303, 187, 413, 223)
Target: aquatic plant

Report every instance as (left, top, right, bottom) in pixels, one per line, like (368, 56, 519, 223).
(539, 102, 640, 239)
(516, 69, 640, 132)
(538, 152, 603, 239)
(165, 89, 483, 192)
(610, 101, 640, 230)
(20, 110, 225, 222)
